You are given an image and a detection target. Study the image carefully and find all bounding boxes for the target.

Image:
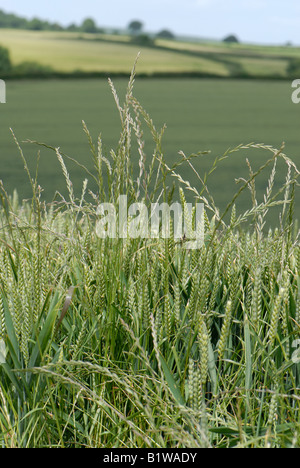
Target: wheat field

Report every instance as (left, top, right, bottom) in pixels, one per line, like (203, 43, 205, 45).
(0, 64, 299, 448)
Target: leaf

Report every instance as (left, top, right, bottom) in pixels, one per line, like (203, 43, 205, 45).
(207, 337, 218, 395)
(6, 249, 18, 282)
(159, 353, 185, 406)
(0, 292, 28, 395)
(1, 290, 22, 370)
(1, 362, 23, 396)
(28, 290, 61, 369)
(244, 316, 252, 391)
(209, 427, 239, 435)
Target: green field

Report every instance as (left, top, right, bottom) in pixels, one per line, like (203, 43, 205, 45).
(0, 29, 228, 75)
(1, 76, 300, 222)
(0, 29, 300, 78)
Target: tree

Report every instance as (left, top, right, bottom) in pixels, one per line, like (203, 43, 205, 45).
(27, 18, 45, 30)
(131, 34, 154, 47)
(66, 23, 79, 32)
(0, 9, 27, 28)
(0, 45, 12, 73)
(0, 8, 66, 32)
(156, 29, 175, 39)
(223, 34, 239, 44)
(128, 20, 143, 35)
(287, 58, 300, 77)
(50, 22, 64, 32)
(81, 18, 98, 33)
(13, 61, 54, 76)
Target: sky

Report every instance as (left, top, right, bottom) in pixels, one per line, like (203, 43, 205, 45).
(0, 0, 299, 45)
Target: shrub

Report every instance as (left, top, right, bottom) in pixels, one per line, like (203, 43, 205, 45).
(287, 58, 300, 77)
(131, 34, 154, 47)
(128, 20, 143, 35)
(81, 17, 98, 34)
(223, 34, 239, 43)
(0, 45, 12, 73)
(156, 29, 175, 39)
(13, 61, 54, 77)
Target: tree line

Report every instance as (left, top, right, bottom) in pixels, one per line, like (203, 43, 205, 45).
(0, 9, 175, 38)
(0, 9, 65, 31)
(0, 9, 244, 45)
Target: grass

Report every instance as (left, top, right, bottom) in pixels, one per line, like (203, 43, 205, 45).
(1, 76, 300, 222)
(0, 64, 299, 448)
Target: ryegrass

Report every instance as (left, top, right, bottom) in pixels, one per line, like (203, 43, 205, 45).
(0, 62, 299, 448)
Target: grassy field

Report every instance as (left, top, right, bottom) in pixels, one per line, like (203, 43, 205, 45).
(0, 29, 228, 75)
(0, 70, 299, 447)
(1, 76, 300, 222)
(0, 29, 299, 78)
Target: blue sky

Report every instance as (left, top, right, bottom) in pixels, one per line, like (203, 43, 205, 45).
(0, 0, 299, 45)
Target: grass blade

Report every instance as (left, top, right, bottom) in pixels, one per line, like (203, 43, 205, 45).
(159, 353, 185, 406)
